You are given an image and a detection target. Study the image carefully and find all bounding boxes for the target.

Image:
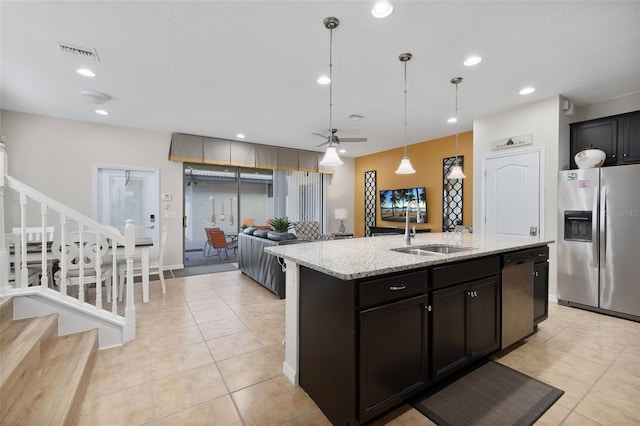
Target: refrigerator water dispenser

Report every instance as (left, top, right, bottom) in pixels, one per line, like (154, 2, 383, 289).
(564, 210, 592, 242)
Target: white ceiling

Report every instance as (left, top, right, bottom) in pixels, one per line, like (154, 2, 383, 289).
(2, 1, 639, 159)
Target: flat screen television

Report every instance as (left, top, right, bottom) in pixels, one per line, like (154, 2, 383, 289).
(379, 187, 427, 223)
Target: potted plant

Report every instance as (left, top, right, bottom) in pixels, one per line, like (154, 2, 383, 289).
(268, 217, 292, 233)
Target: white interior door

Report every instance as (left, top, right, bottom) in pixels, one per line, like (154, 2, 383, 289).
(482, 148, 543, 240)
(94, 166, 159, 244)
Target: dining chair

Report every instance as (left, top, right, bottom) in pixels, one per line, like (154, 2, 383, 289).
(241, 218, 255, 228)
(10, 226, 56, 287)
(206, 230, 237, 259)
(118, 225, 169, 301)
(51, 232, 114, 303)
(203, 227, 221, 256)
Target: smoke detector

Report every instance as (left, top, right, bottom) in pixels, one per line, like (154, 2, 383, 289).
(81, 90, 111, 105)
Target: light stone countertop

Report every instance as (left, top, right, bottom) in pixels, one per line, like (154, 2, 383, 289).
(264, 232, 553, 281)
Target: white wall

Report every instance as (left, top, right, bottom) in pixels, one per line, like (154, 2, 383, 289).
(473, 96, 564, 297)
(0, 110, 350, 269)
(576, 91, 640, 122)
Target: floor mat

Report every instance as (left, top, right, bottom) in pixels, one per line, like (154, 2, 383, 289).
(412, 360, 563, 426)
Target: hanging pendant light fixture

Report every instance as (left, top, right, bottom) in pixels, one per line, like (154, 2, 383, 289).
(319, 17, 343, 167)
(395, 52, 416, 174)
(447, 77, 466, 180)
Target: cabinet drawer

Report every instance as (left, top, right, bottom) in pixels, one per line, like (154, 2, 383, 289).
(431, 256, 500, 290)
(359, 270, 428, 308)
(531, 246, 549, 263)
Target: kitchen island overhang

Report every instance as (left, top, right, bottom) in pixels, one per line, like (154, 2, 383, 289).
(264, 232, 554, 386)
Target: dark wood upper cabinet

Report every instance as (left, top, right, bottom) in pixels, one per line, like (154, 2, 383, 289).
(570, 110, 640, 168)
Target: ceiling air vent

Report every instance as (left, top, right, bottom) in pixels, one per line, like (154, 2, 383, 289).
(58, 42, 100, 62)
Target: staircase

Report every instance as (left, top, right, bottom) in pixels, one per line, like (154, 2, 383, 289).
(0, 296, 98, 424)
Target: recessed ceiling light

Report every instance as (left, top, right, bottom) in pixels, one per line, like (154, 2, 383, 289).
(447, 117, 457, 123)
(339, 149, 346, 153)
(95, 109, 109, 116)
(372, 0, 394, 18)
(236, 133, 245, 139)
(519, 87, 536, 95)
(317, 76, 330, 85)
(463, 56, 482, 66)
(76, 68, 96, 77)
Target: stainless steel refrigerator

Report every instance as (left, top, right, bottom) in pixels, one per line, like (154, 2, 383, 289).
(558, 163, 640, 321)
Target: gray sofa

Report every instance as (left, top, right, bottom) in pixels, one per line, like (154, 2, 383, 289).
(237, 231, 309, 298)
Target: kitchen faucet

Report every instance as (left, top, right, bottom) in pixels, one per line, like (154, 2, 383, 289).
(404, 200, 424, 244)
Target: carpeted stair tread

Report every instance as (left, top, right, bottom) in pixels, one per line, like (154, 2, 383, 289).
(2, 328, 99, 425)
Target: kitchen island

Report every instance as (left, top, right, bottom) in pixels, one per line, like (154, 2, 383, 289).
(265, 232, 552, 425)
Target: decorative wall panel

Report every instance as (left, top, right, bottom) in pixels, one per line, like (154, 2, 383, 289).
(443, 156, 464, 231)
(364, 170, 377, 237)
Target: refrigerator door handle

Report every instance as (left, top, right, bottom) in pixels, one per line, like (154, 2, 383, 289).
(592, 186, 599, 268)
(600, 186, 606, 268)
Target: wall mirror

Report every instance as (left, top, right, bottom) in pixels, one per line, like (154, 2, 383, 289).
(442, 156, 463, 231)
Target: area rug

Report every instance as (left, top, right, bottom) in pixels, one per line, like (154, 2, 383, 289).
(412, 361, 563, 426)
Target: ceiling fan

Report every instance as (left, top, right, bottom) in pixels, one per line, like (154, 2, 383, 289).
(313, 128, 367, 147)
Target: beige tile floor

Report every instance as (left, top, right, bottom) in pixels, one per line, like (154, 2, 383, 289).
(78, 271, 640, 425)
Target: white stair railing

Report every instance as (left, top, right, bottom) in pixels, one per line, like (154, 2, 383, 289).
(0, 142, 136, 342)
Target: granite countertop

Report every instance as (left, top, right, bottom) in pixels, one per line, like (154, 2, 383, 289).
(264, 233, 553, 281)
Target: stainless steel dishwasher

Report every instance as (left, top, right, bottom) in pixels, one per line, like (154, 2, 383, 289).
(501, 250, 535, 349)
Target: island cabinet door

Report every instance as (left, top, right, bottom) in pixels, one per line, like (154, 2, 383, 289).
(467, 275, 500, 359)
(359, 294, 429, 423)
(431, 282, 468, 380)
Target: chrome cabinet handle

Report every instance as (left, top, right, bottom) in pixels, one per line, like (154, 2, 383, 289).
(389, 285, 406, 291)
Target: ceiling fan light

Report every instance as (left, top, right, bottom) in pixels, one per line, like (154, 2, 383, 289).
(372, 0, 394, 18)
(320, 146, 343, 166)
(447, 165, 466, 179)
(395, 156, 416, 174)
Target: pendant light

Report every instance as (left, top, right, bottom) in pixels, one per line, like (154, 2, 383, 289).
(447, 77, 466, 179)
(395, 53, 416, 174)
(319, 17, 343, 167)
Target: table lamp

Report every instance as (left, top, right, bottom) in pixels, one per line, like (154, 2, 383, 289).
(335, 208, 348, 234)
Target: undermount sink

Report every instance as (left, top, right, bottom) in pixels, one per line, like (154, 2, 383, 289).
(391, 244, 474, 256)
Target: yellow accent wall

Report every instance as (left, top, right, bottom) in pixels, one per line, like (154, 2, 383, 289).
(354, 131, 473, 237)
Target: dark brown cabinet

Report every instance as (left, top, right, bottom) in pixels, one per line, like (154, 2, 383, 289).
(533, 247, 549, 326)
(570, 110, 640, 168)
(622, 112, 640, 164)
(359, 294, 429, 421)
(298, 267, 429, 425)
(431, 256, 500, 381)
(432, 276, 499, 380)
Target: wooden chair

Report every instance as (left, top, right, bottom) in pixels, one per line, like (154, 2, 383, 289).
(118, 225, 169, 301)
(51, 232, 114, 303)
(241, 218, 255, 228)
(205, 229, 237, 259)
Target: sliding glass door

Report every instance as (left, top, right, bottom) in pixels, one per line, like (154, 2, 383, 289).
(183, 164, 325, 267)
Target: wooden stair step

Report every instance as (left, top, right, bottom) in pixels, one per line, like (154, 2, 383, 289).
(2, 328, 99, 425)
(0, 296, 14, 332)
(0, 313, 59, 421)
